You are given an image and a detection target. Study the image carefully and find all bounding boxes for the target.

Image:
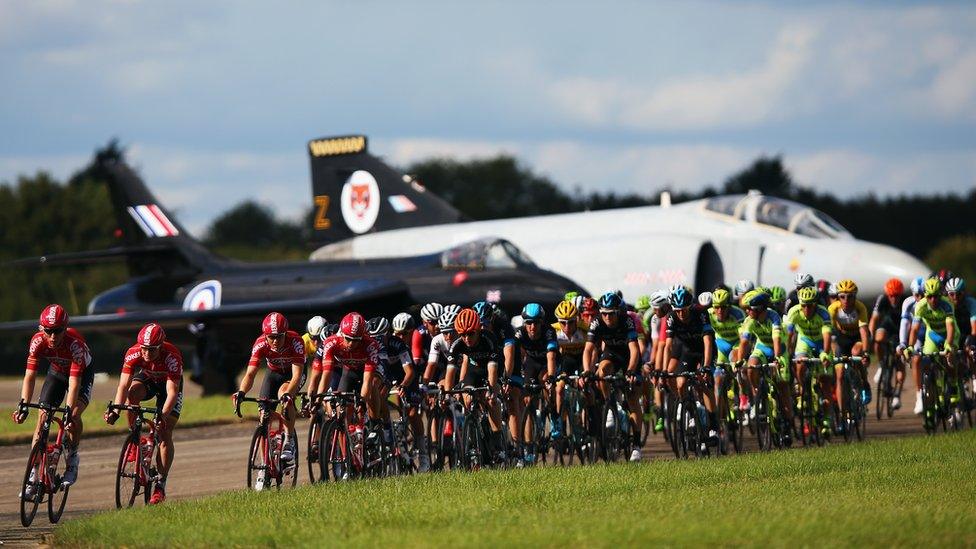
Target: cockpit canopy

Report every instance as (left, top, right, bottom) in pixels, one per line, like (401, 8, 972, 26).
(440, 238, 537, 270)
(702, 192, 852, 239)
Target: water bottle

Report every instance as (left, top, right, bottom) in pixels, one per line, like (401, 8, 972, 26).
(140, 435, 153, 462)
(350, 424, 364, 454)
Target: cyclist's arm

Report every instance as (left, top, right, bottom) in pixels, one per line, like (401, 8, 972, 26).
(946, 317, 955, 350)
(488, 361, 499, 389)
(821, 325, 832, 354)
(238, 365, 259, 394)
(703, 334, 714, 368)
(859, 324, 870, 356)
(582, 341, 595, 373)
(503, 345, 514, 377)
(627, 340, 639, 373)
(908, 321, 920, 348)
(868, 311, 880, 335)
(738, 335, 752, 362)
(662, 337, 673, 372)
(449, 355, 466, 391)
(286, 362, 302, 397)
(112, 371, 133, 407)
(65, 374, 79, 411)
(402, 360, 416, 387)
(546, 350, 557, 379)
(361, 369, 373, 399)
(19, 368, 37, 406)
(306, 368, 321, 401)
(161, 378, 179, 417)
(773, 332, 782, 360)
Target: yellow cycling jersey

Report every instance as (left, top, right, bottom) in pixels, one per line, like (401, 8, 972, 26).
(827, 300, 868, 337)
(552, 322, 586, 357)
(302, 332, 317, 360)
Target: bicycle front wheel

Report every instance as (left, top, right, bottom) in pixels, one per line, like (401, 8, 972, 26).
(47, 444, 70, 523)
(246, 427, 269, 490)
(307, 411, 324, 483)
(115, 436, 140, 509)
(20, 442, 44, 527)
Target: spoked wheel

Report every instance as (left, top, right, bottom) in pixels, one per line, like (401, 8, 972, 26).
(246, 426, 269, 490)
(323, 422, 355, 481)
(755, 395, 772, 452)
(424, 411, 444, 471)
(282, 432, 299, 488)
(115, 436, 140, 508)
(460, 413, 486, 471)
(600, 400, 623, 462)
(307, 411, 325, 483)
(47, 445, 70, 523)
(20, 443, 44, 527)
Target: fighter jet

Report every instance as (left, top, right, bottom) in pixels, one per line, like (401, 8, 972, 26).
(306, 135, 929, 300)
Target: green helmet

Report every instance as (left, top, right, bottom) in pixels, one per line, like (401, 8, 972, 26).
(564, 291, 580, 301)
(923, 278, 941, 297)
(797, 286, 818, 304)
(711, 288, 731, 307)
(769, 286, 786, 304)
(635, 295, 651, 313)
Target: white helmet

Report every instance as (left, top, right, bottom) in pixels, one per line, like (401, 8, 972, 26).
(697, 292, 713, 308)
(794, 273, 814, 289)
(650, 290, 669, 309)
(392, 312, 415, 333)
(420, 302, 444, 322)
(734, 279, 755, 298)
(511, 314, 524, 331)
(306, 315, 326, 338)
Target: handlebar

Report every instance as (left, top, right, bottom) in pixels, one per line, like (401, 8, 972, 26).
(233, 396, 281, 419)
(105, 402, 160, 417)
(19, 400, 70, 416)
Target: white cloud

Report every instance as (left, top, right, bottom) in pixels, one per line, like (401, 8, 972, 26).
(546, 25, 818, 131)
(928, 49, 976, 120)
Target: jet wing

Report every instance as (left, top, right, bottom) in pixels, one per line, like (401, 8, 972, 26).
(0, 278, 410, 335)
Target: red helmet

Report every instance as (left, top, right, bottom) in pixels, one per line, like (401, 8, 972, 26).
(339, 312, 366, 340)
(39, 304, 68, 329)
(581, 297, 598, 314)
(884, 278, 904, 297)
(262, 312, 288, 336)
(454, 308, 481, 334)
(137, 323, 166, 347)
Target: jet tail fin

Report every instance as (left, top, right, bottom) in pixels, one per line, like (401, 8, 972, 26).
(89, 155, 220, 278)
(307, 135, 464, 245)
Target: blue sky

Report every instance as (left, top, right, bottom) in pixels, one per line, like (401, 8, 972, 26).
(1, 1, 974, 235)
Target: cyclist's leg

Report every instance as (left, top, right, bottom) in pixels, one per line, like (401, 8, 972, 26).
(156, 379, 183, 481)
(34, 372, 68, 446)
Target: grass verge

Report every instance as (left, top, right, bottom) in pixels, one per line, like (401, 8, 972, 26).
(55, 430, 976, 547)
(0, 394, 244, 445)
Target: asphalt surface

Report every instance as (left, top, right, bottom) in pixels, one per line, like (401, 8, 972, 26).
(0, 368, 934, 547)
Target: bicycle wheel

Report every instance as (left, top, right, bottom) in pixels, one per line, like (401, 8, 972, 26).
(755, 390, 772, 451)
(307, 411, 324, 483)
(323, 421, 355, 481)
(115, 436, 140, 508)
(521, 397, 540, 466)
(20, 442, 44, 527)
(424, 410, 443, 471)
(246, 426, 269, 490)
(875, 367, 886, 421)
(600, 400, 622, 462)
(460, 412, 484, 471)
(284, 432, 299, 488)
(47, 444, 70, 523)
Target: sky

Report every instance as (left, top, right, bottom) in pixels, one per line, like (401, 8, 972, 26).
(1, 1, 974, 236)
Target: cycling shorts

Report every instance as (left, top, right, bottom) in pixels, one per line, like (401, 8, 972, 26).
(260, 368, 306, 412)
(598, 349, 629, 371)
(832, 333, 859, 357)
(522, 356, 547, 382)
(558, 354, 584, 376)
(337, 368, 364, 395)
(793, 337, 826, 376)
(132, 371, 184, 419)
(461, 362, 492, 388)
(714, 337, 738, 364)
(38, 367, 94, 409)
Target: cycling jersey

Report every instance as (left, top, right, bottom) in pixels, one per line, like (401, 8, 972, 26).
(411, 326, 434, 366)
(378, 335, 414, 386)
(741, 310, 783, 348)
(314, 334, 381, 374)
(708, 306, 744, 363)
(586, 315, 637, 357)
(553, 322, 586, 374)
(302, 332, 318, 360)
(627, 310, 646, 341)
(912, 297, 959, 354)
(487, 315, 515, 348)
(872, 295, 903, 331)
(514, 324, 558, 380)
(449, 332, 501, 386)
(950, 296, 976, 338)
(666, 310, 714, 354)
(249, 331, 305, 374)
(26, 328, 91, 377)
(828, 300, 868, 338)
(784, 304, 831, 359)
(899, 296, 924, 349)
(122, 342, 183, 383)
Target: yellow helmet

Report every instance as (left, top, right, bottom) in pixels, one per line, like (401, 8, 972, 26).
(711, 288, 731, 307)
(797, 286, 818, 304)
(554, 300, 578, 321)
(836, 279, 858, 294)
(923, 277, 941, 297)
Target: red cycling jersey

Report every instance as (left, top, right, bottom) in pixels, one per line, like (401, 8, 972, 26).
(313, 334, 380, 374)
(411, 328, 432, 366)
(26, 328, 91, 377)
(248, 331, 305, 374)
(122, 341, 184, 383)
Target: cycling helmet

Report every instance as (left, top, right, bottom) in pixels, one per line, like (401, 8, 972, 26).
(733, 280, 755, 298)
(137, 323, 165, 347)
(339, 312, 366, 340)
(910, 276, 925, 296)
(634, 295, 651, 313)
(743, 289, 770, 310)
(711, 288, 731, 307)
(420, 302, 444, 323)
(598, 292, 622, 312)
(884, 278, 905, 297)
(794, 273, 814, 289)
(306, 315, 326, 338)
(367, 316, 390, 337)
(262, 312, 288, 335)
(835, 279, 858, 294)
(554, 300, 578, 320)
(769, 286, 786, 304)
(521, 303, 545, 322)
(454, 308, 481, 334)
(933, 268, 954, 285)
(797, 286, 819, 305)
(670, 286, 693, 309)
(473, 301, 495, 324)
(323, 323, 339, 337)
(392, 312, 415, 333)
(650, 291, 669, 309)
(39, 304, 68, 329)
(816, 279, 831, 297)
(437, 309, 459, 333)
(697, 292, 713, 308)
(443, 304, 462, 318)
(581, 297, 598, 314)
(571, 295, 585, 313)
(827, 283, 838, 298)
(564, 291, 580, 301)
(923, 277, 941, 297)
(945, 277, 965, 293)
(511, 315, 524, 331)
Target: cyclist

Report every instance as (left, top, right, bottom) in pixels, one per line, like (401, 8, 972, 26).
(425, 308, 460, 387)
(768, 286, 787, 316)
(235, 312, 305, 471)
(662, 286, 717, 442)
(13, 304, 93, 490)
(474, 301, 520, 452)
(907, 279, 958, 397)
(945, 277, 976, 357)
(815, 279, 832, 308)
(738, 290, 792, 436)
(785, 273, 815, 313)
(870, 279, 906, 409)
(104, 323, 183, 504)
(828, 279, 871, 405)
(514, 303, 559, 460)
(447, 309, 505, 460)
(733, 280, 755, 308)
(389, 312, 429, 472)
(553, 300, 588, 419)
(783, 287, 833, 436)
(647, 291, 671, 431)
(583, 292, 642, 461)
(302, 316, 326, 412)
(413, 303, 443, 369)
(315, 312, 384, 414)
(707, 289, 746, 415)
(367, 316, 415, 464)
(899, 277, 927, 414)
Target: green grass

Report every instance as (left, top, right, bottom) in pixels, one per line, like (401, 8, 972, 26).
(0, 394, 242, 444)
(55, 431, 976, 547)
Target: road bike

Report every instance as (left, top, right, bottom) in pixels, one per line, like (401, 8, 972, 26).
(17, 400, 72, 527)
(235, 396, 299, 490)
(106, 402, 164, 508)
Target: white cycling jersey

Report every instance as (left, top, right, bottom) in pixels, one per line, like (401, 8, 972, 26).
(899, 295, 924, 350)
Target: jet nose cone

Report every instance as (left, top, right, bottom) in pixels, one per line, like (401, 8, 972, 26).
(845, 242, 929, 296)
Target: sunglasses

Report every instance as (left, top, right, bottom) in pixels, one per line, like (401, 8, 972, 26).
(141, 345, 161, 352)
(557, 319, 576, 325)
(267, 333, 284, 340)
(342, 335, 361, 343)
(801, 302, 816, 307)
(599, 310, 617, 316)
(838, 293, 853, 299)
(523, 319, 541, 325)
(458, 331, 477, 338)
(42, 327, 65, 336)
